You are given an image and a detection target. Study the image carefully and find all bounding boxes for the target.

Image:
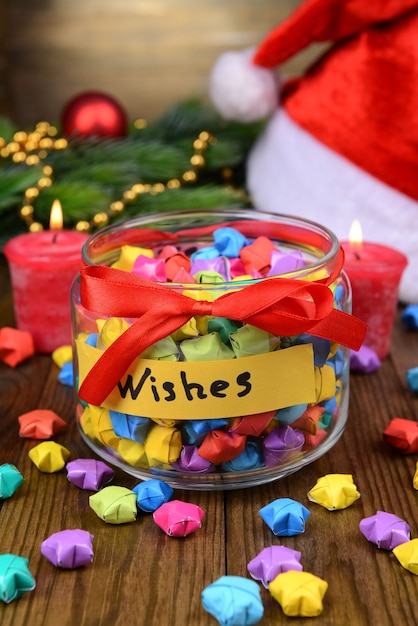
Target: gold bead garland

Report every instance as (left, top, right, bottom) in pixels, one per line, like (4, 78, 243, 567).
(0, 119, 218, 233)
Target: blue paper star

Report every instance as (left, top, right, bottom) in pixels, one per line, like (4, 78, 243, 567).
(259, 497, 310, 536)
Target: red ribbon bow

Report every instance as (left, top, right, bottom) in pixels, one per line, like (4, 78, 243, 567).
(78, 265, 366, 406)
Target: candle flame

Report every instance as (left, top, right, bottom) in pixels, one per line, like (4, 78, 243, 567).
(49, 199, 63, 231)
(348, 219, 363, 246)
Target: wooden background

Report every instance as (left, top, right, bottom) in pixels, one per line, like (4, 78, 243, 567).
(0, 0, 324, 127)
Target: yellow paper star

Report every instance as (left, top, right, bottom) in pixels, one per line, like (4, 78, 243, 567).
(28, 441, 70, 473)
(111, 245, 154, 271)
(144, 424, 182, 468)
(51, 345, 73, 368)
(307, 474, 360, 510)
(269, 570, 328, 617)
(393, 538, 418, 574)
(80, 404, 121, 448)
(413, 461, 418, 490)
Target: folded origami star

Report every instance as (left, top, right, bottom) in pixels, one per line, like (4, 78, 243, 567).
(307, 474, 360, 511)
(153, 500, 204, 537)
(0, 464, 24, 499)
(382, 418, 418, 454)
(89, 486, 137, 524)
(28, 442, 71, 473)
(133, 479, 173, 512)
(0, 554, 36, 603)
(66, 458, 114, 491)
(247, 545, 302, 588)
(202, 575, 264, 626)
(18, 409, 67, 440)
(269, 570, 328, 617)
(259, 498, 310, 536)
(393, 538, 418, 575)
(41, 529, 94, 568)
(0, 327, 34, 367)
(359, 511, 410, 550)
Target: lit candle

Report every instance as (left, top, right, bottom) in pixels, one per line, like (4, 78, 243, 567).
(4, 201, 89, 354)
(341, 220, 408, 359)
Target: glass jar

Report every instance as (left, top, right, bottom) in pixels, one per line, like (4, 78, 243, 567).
(71, 209, 361, 490)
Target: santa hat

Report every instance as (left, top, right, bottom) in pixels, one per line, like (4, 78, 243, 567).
(209, 0, 418, 303)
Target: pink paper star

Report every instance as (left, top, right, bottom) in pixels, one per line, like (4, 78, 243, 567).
(153, 500, 205, 537)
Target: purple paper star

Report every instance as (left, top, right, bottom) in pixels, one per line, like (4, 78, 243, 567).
(41, 529, 94, 568)
(350, 345, 381, 373)
(263, 426, 305, 467)
(171, 445, 216, 473)
(247, 545, 303, 588)
(359, 510, 410, 550)
(66, 458, 114, 491)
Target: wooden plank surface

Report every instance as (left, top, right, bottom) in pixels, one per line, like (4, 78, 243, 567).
(1, 0, 326, 126)
(1, 254, 418, 625)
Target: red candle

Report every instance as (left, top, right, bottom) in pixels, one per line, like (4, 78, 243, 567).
(4, 201, 88, 354)
(341, 220, 407, 359)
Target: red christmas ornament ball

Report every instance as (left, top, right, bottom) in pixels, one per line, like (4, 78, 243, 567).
(61, 91, 128, 138)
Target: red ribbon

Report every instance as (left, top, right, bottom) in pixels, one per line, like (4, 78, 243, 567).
(78, 265, 367, 406)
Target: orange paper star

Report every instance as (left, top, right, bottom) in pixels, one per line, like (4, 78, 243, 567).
(18, 409, 67, 440)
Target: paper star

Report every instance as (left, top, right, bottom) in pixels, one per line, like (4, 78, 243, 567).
(222, 441, 263, 472)
(80, 405, 121, 449)
(201, 575, 264, 626)
(171, 445, 216, 473)
(350, 345, 381, 373)
(153, 500, 205, 537)
(359, 511, 410, 550)
(66, 458, 114, 491)
(0, 554, 36, 603)
(18, 409, 67, 440)
(307, 474, 360, 511)
(28, 441, 70, 473)
(393, 538, 418, 575)
(259, 498, 310, 536)
(58, 362, 74, 387)
(89, 486, 137, 524)
(269, 570, 328, 617)
(133, 479, 173, 512)
(0, 464, 24, 499)
(51, 345, 72, 368)
(247, 546, 303, 588)
(406, 366, 418, 393)
(109, 410, 149, 442)
(117, 438, 147, 466)
(198, 430, 247, 465)
(401, 304, 418, 330)
(263, 426, 305, 467)
(230, 411, 276, 437)
(382, 418, 418, 454)
(144, 424, 182, 468)
(0, 327, 34, 367)
(41, 529, 94, 568)
(413, 461, 418, 490)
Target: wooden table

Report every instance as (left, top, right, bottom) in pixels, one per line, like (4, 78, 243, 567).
(1, 255, 417, 626)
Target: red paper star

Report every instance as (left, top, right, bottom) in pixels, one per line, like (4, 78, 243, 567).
(382, 418, 418, 454)
(18, 409, 67, 440)
(0, 327, 34, 367)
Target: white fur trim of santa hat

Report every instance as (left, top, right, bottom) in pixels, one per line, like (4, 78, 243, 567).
(247, 109, 417, 304)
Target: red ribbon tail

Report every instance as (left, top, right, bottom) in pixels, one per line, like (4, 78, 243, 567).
(308, 309, 367, 351)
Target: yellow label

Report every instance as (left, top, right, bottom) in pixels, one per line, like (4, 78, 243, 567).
(76, 340, 316, 420)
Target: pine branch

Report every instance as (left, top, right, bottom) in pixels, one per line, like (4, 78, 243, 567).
(0, 99, 259, 242)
